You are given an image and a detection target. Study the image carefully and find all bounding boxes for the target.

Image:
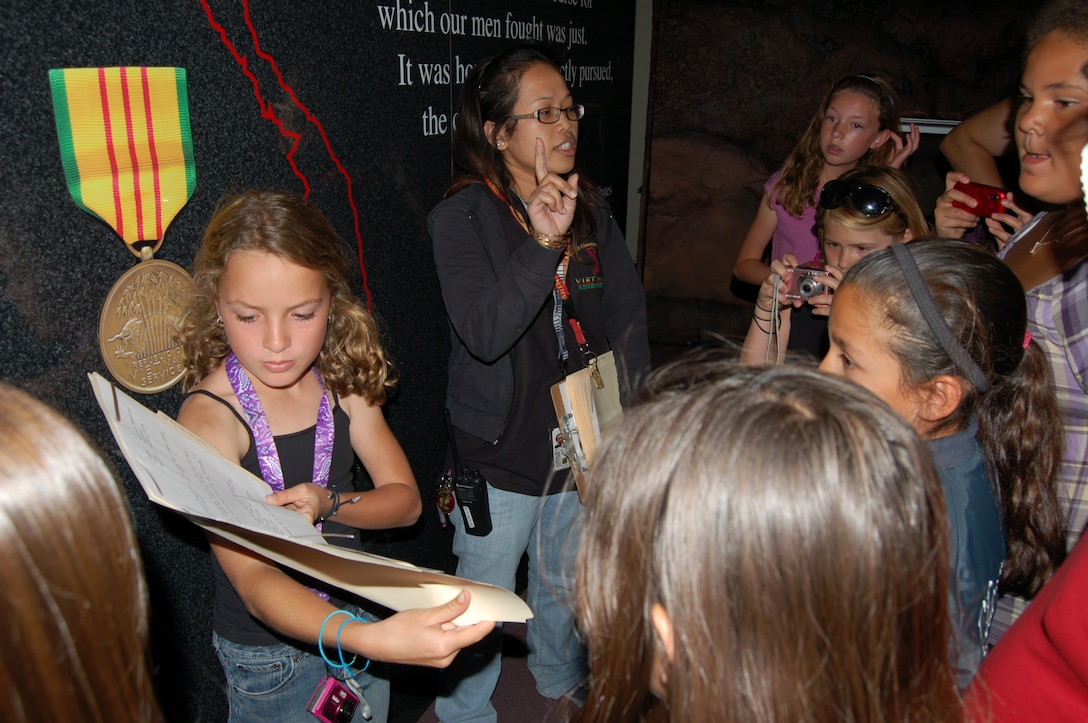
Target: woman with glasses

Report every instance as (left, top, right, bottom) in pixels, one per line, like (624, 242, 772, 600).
(740, 165, 928, 365)
(429, 45, 650, 722)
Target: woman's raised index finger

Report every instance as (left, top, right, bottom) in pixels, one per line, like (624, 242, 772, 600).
(535, 138, 548, 184)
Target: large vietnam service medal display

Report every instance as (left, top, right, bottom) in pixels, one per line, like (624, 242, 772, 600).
(50, 66, 196, 393)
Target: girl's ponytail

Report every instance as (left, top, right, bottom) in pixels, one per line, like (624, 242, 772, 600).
(844, 240, 1066, 599)
(978, 339, 1066, 597)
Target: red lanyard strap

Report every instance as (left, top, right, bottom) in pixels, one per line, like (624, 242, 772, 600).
(553, 254, 588, 349)
(484, 178, 593, 371)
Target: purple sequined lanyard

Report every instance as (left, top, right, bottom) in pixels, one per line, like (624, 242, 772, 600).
(225, 352, 334, 501)
(226, 353, 335, 599)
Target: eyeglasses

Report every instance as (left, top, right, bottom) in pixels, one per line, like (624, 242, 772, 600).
(819, 179, 900, 218)
(506, 104, 585, 124)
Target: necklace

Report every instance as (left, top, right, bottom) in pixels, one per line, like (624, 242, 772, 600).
(1029, 216, 1088, 254)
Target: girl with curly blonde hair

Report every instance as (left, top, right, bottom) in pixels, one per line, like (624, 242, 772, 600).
(179, 190, 491, 723)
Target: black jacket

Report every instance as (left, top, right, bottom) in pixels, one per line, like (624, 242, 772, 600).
(430, 183, 649, 444)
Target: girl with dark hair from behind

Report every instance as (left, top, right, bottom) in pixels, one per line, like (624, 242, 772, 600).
(575, 361, 962, 722)
(0, 381, 162, 722)
(819, 239, 1066, 688)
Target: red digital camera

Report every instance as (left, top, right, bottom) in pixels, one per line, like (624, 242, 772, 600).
(951, 182, 1008, 217)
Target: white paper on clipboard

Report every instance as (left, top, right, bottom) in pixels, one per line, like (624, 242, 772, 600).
(549, 351, 622, 498)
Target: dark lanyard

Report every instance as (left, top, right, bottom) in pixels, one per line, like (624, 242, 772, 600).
(553, 250, 594, 371)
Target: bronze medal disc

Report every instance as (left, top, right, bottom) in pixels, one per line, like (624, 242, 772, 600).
(98, 258, 195, 393)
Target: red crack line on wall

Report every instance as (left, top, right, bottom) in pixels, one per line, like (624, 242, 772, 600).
(201, 0, 372, 308)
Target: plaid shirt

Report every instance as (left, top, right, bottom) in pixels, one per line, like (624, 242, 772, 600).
(989, 213, 1088, 644)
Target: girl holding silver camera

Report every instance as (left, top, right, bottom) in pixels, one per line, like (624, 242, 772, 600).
(732, 75, 920, 358)
(740, 165, 928, 366)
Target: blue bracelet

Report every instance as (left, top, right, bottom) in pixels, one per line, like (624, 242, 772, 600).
(337, 616, 371, 673)
(318, 610, 355, 669)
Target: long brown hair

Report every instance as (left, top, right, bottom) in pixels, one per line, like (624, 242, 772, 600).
(0, 382, 161, 722)
(180, 190, 394, 401)
(576, 361, 961, 722)
(841, 240, 1066, 596)
(774, 74, 901, 217)
(447, 45, 604, 246)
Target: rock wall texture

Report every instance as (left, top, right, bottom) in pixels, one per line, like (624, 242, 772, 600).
(641, 0, 1037, 339)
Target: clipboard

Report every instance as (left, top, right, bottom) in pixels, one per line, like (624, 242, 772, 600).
(549, 350, 622, 501)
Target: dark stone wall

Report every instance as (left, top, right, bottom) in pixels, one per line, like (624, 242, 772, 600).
(642, 0, 1037, 342)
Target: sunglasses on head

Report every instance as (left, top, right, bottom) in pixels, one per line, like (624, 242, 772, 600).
(819, 179, 901, 218)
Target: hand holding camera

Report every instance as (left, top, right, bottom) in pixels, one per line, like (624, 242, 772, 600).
(758, 256, 836, 308)
(981, 191, 1033, 249)
(935, 172, 1014, 240)
(782, 262, 840, 317)
(784, 264, 832, 301)
(951, 181, 1009, 217)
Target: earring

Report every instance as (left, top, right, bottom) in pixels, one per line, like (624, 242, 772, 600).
(496, 140, 506, 149)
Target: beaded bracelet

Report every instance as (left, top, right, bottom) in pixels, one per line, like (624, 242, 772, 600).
(531, 229, 571, 250)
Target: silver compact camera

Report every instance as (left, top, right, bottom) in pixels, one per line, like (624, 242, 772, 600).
(785, 264, 830, 301)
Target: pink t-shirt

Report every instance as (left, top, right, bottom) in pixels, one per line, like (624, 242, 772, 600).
(765, 171, 820, 265)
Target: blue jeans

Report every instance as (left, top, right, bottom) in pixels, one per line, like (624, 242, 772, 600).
(435, 485, 586, 723)
(213, 621, 390, 723)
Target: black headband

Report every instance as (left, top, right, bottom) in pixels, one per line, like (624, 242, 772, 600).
(890, 244, 990, 393)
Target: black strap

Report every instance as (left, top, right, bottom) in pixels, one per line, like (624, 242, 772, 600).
(185, 389, 249, 427)
(890, 243, 990, 393)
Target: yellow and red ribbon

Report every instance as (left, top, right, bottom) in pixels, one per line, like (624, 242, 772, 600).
(49, 67, 195, 245)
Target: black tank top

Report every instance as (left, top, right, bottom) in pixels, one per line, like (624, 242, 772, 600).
(188, 390, 360, 646)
